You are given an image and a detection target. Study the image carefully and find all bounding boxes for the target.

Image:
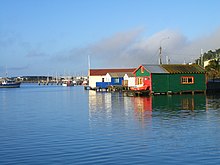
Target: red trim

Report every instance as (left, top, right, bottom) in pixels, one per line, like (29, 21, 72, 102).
(181, 76, 194, 84)
(150, 73, 152, 90)
(133, 65, 148, 75)
(133, 65, 142, 74)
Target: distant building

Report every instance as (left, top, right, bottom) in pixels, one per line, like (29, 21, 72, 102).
(204, 58, 220, 68)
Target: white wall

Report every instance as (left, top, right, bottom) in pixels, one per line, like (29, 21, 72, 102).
(128, 77, 136, 87)
(105, 73, 111, 82)
(124, 74, 136, 87)
(89, 76, 106, 88)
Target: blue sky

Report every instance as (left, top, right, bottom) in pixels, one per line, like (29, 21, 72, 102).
(1, 0, 220, 76)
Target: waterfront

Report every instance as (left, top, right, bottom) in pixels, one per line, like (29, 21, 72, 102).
(0, 84, 220, 164)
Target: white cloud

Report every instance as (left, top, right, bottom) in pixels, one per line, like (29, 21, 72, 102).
(53, 27, 220, 68)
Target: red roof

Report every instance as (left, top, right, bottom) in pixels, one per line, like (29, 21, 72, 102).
(89, 68, 136, 76)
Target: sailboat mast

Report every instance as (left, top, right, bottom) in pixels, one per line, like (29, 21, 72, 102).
(88, 54, 91, 76)
(88, 54, 91, 70)
(5, 65, 8, 78)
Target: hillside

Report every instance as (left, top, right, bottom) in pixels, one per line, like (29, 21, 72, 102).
(196, 48, 220, 79)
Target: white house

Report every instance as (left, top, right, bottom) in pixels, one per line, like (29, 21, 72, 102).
(88, 68, 136, 89)
(123, 73, 136, 87)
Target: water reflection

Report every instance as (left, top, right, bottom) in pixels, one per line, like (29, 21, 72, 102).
(150, 95, 208, 121)
(131, 96, 152, 120)
(207, 94, 220, 110)
(88, 90, 131, 120)
(152, 94, 207, 111)
(89, 92, 209, 120)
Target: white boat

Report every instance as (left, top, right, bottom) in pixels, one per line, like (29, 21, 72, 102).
(82, 80, 88, 85)
(0, 79, 21, 88)
(62, 80, 76, 87)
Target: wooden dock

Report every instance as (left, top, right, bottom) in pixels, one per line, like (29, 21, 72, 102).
(123, 90, 151, 97)
(85, 85, 207, 96)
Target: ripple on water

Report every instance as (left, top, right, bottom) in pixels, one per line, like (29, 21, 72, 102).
(0, 86, 220, 164)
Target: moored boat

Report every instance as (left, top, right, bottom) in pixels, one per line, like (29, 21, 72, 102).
(130, 85, 149, 91)
(0, 79, 21, 88)
(62, 80, 76, 87)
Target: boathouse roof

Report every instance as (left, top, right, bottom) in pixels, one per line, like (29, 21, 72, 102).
(142, 65, 168, 73)
(108, 72, 134, 78)
(135, 64, 205, 74)
(161, 64, 205, 73)
(89, 68, 136, 76)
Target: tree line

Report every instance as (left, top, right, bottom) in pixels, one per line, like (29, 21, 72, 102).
(195, 48, 220, 80)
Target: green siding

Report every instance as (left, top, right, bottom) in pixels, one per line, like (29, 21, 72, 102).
(135, 68, 150, 77)
(168, 73, 206, 92)
(152, 74, 169, 93)
(152, 73, 206, 93)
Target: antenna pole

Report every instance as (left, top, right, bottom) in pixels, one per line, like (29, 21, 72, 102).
(200, 49, 203, 67)
(159, 46, 162, 64)
(159, 37, 169, 65)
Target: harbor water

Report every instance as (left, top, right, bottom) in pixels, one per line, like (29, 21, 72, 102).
(0, 84, 220, 164)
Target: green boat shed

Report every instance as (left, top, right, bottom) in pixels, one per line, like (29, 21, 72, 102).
(133, 64, 206, 94)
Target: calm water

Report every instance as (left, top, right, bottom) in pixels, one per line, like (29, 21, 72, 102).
(0, 84, 220, 165)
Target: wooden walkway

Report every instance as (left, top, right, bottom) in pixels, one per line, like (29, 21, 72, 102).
(85, 85, 206, 96)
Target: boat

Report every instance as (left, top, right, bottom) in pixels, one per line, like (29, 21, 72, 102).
(130, 85, 150, 91)
(0, 79, 21, 88)
(82, 80, 88, 86)
(62, 80, 76, 87)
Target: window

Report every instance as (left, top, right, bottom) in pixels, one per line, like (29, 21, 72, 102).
(123, 80, 128, 86)
(181, 76, 194, 84)
(139, 78, 143, 84)
(114, 78, 119, 83)
(136, 77, 143, 85)
(102, 78, 104, 82)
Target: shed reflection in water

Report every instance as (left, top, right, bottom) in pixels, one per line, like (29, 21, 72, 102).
(131, 97, 153, 124)
(88, 90, 132, 120)
(131, 94, 208, 125)
(152, 94, 207, 111)
(88, 91, 207, 121)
